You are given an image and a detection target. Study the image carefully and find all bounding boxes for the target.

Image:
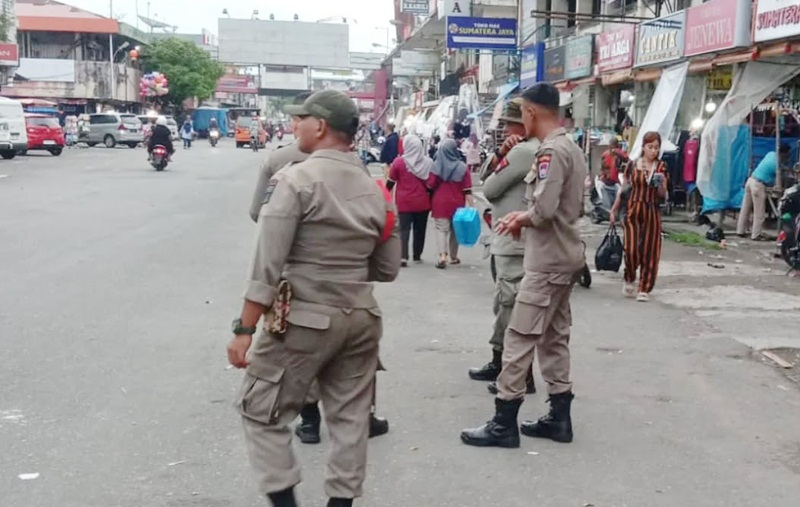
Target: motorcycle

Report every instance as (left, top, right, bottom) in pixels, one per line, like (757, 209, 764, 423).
(777, 182, 800, 271)
(251, 134, 259, 152)
(209, 128, 220, 147)
(150, 145, 169, 171)
(276, 129, 284, 141)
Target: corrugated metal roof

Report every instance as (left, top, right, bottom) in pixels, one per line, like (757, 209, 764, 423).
(17, 0, 120, 34)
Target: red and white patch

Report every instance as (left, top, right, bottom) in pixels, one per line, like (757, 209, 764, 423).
(536, 154, 552, 180)
(495, 156, 510, 173)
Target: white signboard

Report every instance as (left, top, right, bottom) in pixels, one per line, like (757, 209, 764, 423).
(753, 0, 800, 43)
(440, 0, 472, 18)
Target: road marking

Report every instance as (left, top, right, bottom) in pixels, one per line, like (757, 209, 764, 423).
(0, 174, 8, 179)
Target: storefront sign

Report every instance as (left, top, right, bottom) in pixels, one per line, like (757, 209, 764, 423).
(0, 44, 19, 66)
(216, 75, 258, 94)
(520, 43, 545, 89)
(597, 25, 636, 73)
(684, 0, 751, 56)
(707, 67, 733, 90)
(543, 45, 566, 83)
(635, 11, 686, 67)
(402, 0, 430, 15)
(441, 0, 471, 18)
(564, 35, 593, 80)
(446, 17, 517, 51)
(753, 0, 800, 42)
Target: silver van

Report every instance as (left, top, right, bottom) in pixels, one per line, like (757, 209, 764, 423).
(86, 113, 144, 148)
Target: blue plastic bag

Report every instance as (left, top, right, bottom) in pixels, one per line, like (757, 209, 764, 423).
(453, 207, 481, 246)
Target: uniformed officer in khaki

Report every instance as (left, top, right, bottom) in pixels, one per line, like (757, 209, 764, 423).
(469, 98, 539, 396)
(228, 89, 401, 507)
(461, 82, 586, 448)
(249, 93, 311, 222)
(248, 93, 390, 447)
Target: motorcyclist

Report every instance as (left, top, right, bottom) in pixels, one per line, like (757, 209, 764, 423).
(209, 117, 219, 131)
(248, 115, 260, 146)
(148, 117, 174, 159)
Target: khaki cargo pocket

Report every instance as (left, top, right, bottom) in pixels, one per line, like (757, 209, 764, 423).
(236, 366, 285, 424)
(508, 291, 550, 335)
(283, 305, 332, 354)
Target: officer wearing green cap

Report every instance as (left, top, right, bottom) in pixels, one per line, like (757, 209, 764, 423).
(469, 97, 539, 395)
(249, 92, 312, 222)
(229, 89, 401, 507)
(461, 82, 586, 449)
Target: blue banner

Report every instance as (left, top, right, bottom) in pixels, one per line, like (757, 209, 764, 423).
(520, 43, 544, 89)
(446, 17, 518, 51)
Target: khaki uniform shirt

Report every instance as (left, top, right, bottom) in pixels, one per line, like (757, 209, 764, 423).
(482, 139, 540, 257)
(244, 149, 401, 309)
(249, 143, 309, 222)
(523, 128, 586, 274)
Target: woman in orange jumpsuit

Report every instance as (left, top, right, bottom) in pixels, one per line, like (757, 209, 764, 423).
(610, 131, 669, 302)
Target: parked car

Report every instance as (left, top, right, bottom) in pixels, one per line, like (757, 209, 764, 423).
(23, 114, 65, 156)
(137, 115, 179, 140)
(85, 112, 143, 148)
(0, 97, 30, 159)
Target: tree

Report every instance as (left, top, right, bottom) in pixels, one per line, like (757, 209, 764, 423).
(268, 97, 288, 117)
(143, 38, 224, 110)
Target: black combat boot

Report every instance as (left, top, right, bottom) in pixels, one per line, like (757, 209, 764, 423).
(487, 369, 536, 395)
(327, 498, 353, 507)
(520, 391, 574, 443)
(460, 398, 522, 448)
(369, 413, 389, 438)
(294, 402, 321, 444)
(468, 349, 502, 381)
(268, 487, 298, 507)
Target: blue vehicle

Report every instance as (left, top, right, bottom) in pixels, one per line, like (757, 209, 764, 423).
(192, 107, 228, 138)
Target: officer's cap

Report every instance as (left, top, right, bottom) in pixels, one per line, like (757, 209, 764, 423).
(284, 90, 359, 136)
(521, 82, 560, 110)
(292, 91, 312, 105)
(499, 98, 524, 124)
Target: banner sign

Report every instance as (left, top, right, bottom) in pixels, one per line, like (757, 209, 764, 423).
(520, 42, 545, 89)
(707, 67, 733, 90)
(597, 24, 636, 73)
(635, 11, 686, 67)
(0, 44, 19, 67)
(402, 0, 430, 15)
(446, 17, 518, 51)
(441, 0, 472, 18)
(753, 0, 800, 43)
(564, 35, 593, 80)
(684, 0, 751, 56)
(543, 45, 566, 83)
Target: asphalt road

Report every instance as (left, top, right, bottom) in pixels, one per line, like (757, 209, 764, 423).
(1, 141, 800, 507)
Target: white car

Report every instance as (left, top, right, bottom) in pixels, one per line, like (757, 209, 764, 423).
(138, 115, 179, 140)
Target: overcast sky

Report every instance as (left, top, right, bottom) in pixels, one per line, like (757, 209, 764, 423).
(67, 0, 396, 53)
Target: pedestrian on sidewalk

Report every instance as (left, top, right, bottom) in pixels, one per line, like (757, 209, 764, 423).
(461, 83, 587, 449)
(387, 134, 432, 267)
(469, 97, 539, 395)
(463, 133, 482, 172)
(427, 138, 474, 269)
(737, 144, 790, 241)
(229, 90, 401, 507)
(610, 131, 668, 302)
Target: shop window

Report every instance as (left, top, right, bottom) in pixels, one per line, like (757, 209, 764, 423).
(592, 0, 602, 16)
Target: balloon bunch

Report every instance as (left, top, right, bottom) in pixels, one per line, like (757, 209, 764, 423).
(140, 72, 169, 97)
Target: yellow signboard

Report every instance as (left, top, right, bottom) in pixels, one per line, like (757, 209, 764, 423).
(707, 68, 733, 91)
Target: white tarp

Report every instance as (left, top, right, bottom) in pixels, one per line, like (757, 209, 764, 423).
(630, 62, 690, 160)
(697, 59, 800, 201)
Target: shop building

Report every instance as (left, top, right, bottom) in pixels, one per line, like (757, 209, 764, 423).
(7, 0, 147, 113)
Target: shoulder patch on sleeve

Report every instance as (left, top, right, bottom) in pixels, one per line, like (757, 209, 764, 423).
(263, 179, 278, 205)
(495, 156, 510, 173)
(536, 152, 552, 180)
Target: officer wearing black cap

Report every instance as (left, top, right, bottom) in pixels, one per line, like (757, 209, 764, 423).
(461, 82, 587, 448)
(229, 89, 401, 507)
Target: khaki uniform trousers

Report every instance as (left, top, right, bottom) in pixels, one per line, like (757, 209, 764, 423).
(305, 358, 385, 407)
(490, 255, 525, 352)
(736, 177, 767, 239)
(237, 301, 381, 499)
(496, 273, 574, 400)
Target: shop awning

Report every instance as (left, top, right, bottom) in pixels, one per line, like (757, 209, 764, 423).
(467, 81, 519, 119)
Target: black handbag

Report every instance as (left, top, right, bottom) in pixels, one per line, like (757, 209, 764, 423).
(595, 225, 624, 272)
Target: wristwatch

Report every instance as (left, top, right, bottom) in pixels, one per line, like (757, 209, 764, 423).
(232, 318, 257, 336)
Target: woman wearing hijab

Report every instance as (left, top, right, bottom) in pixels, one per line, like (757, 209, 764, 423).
(387, 135, 433, 267)
(427, 138, 474, 269)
